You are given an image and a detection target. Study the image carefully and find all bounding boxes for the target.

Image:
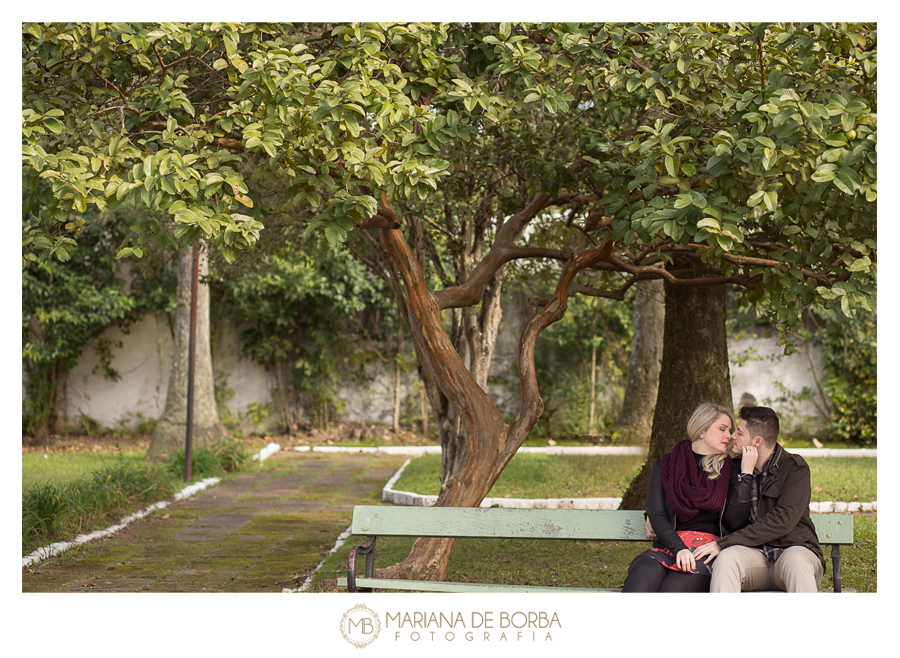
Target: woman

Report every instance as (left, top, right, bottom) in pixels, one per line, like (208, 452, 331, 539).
(622, 402, 753, 592)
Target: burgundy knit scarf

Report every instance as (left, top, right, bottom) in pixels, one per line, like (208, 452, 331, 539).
(660, 440, 732, 522)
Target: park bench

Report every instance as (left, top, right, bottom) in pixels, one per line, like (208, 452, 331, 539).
(338, 505, 854, 593)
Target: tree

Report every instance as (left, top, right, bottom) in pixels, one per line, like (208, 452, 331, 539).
(147, 244, 224, 458)
(23, 22, 876, 579)
(617, 280, 664, 438)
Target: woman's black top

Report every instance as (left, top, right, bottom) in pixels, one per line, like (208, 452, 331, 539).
(645, 453, 751, 556)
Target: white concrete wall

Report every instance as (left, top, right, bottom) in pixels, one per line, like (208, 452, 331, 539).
(62, 313, 174, 428)
(59, 314, 274, 431)
(51, 311, 831, 435)
(729, 334, 829, 433)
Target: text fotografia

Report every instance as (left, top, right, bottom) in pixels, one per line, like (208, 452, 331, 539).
(387, 611, 561, 642)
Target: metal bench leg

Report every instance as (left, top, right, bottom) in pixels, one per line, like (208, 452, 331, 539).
(831, 545, 842, 593)
(347, 536, 377, 593)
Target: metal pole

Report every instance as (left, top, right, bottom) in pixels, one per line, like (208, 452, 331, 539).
(184, 241, 200, 482)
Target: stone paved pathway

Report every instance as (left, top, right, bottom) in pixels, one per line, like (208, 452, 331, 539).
(21, 450, 407, 593)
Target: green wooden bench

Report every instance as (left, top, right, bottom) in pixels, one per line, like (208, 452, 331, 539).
(337, 505, 855, 593)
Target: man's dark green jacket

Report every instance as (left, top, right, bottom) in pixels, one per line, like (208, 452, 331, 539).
(717, 444, 825, 570)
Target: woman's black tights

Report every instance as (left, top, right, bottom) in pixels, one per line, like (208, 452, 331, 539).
(622, 556, 711, 592)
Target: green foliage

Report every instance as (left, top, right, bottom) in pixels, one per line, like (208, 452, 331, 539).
(22, 217, 137, 437)
(213, 243, 397, 430)
(21, 206, 176, 438)
(528, 293, 633, 438)
(22, 22, 875, 355)
(585, 22, 876, 349)
(167, 439, 249, 478)
(817, 307, 877, 445)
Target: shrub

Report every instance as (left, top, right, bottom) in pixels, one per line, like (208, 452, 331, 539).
(818, 308, 877, 446)
(166, 439, 250, 478)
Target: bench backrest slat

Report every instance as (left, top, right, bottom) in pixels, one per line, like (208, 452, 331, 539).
(351, 506, 853, 544)
(353, 507, 649, 540)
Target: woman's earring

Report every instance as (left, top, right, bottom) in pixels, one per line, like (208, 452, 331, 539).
(700, 433, 704, 438)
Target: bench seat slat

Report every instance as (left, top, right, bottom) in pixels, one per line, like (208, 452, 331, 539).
(337, 577, 620, 593)
(336, 578, 854, 593)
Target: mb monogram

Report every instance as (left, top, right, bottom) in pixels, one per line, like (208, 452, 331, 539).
(340, 604, 382, 648)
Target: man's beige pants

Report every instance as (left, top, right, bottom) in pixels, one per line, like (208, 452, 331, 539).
(710, 545, 824, 592)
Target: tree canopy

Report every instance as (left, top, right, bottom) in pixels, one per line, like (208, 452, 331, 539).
(23, 22, 876, 352)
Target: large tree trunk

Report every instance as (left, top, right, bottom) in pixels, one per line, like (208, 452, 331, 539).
(437, 266, 506, 494)
(147, 244, 223, 460)
(376, 211, 508, 494)
(619, 263, 733, 509)
(617, 279, 665, 439)
(373, 208, 612, 579)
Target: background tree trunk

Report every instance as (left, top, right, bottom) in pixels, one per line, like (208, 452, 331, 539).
(148, 244, 223, 460)
(617, 279, 665, 439)
(619, 263, 733, 509)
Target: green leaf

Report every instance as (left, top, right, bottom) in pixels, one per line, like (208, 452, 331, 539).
(747, 190, 766, 207)
(849, 256, 872, 272)
(811, 163, 837, 182)
(834, 167, 862, 194)
(42, 117, 64, 134)
(665, 155, 677, 177)
(324, 222, 345, 247)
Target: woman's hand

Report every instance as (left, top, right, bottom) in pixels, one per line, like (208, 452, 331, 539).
(645, 517, 657, 539)
(675, 549, 696, 572)
(692, 541, 721, 564)
(740, 445, 758, 474)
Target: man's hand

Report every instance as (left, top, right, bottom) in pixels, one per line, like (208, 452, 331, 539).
(692, 541, 721, 564)
(645, 517, 657, 539)
(740, 445, 758, 474)
(675, 549, 696, 572)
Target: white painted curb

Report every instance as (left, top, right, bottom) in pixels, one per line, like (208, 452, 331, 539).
(24, 443, 281, 568)
(252, 442, 281, 461)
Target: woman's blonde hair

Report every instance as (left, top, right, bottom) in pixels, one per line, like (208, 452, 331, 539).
(686, 402, 735, 480)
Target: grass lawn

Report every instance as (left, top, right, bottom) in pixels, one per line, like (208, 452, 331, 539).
(305, 514, 876, 593)
(21, 440, 255, 556)
(22, 450, 146, 490)
(394, 453, 878, 503)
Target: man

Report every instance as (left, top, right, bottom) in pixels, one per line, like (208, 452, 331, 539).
(692, 406, 825, 592)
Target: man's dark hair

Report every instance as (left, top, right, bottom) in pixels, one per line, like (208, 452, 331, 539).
(740, 406, 780, 448)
